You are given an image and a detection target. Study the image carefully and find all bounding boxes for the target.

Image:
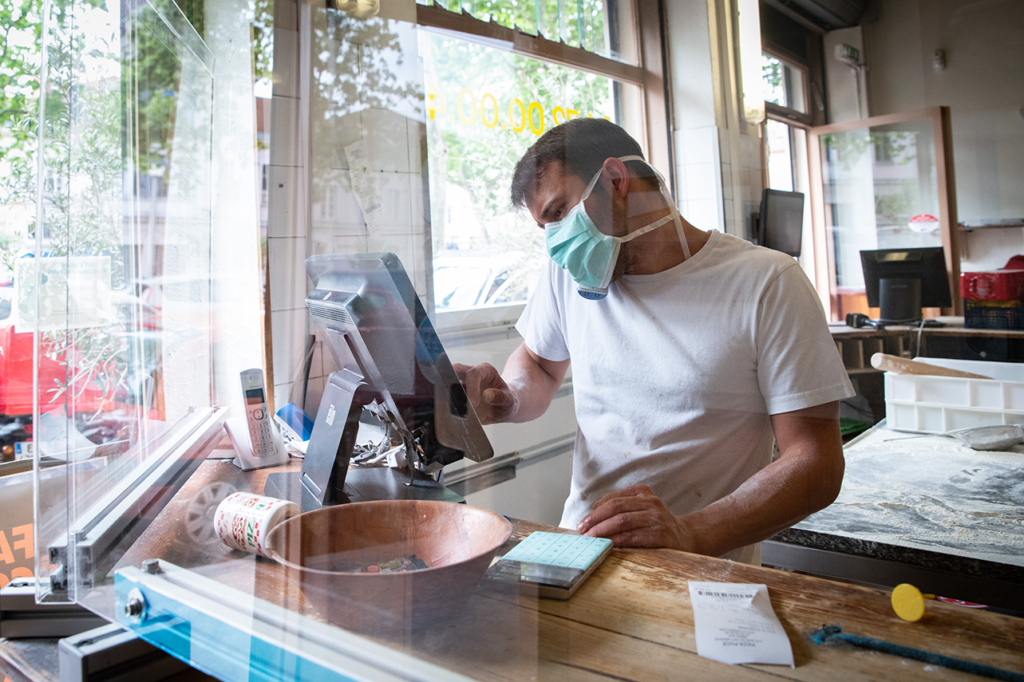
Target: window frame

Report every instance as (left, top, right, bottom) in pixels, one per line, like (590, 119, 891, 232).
(806, 106, 962, 320)
(416, 1, 671, 332)
(762, 48, 812, 128)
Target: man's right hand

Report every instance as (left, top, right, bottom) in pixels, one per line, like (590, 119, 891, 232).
(452, 362, 518, 424)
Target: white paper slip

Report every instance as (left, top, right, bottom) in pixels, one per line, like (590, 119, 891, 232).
(344, 139, 384, 233)
(687, 582, 795, 667)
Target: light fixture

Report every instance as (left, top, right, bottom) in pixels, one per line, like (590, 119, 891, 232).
(737, 0, 765, 125)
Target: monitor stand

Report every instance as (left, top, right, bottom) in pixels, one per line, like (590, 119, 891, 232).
(878, 277, 922, 325)
(263, 369, 463, 511)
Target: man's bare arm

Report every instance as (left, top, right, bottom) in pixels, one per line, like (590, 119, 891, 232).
(577, 401, 845, 557)
(454, 343, 570, 424)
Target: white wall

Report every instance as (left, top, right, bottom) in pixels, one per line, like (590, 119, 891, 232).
(863, 0, 1024, 270)
(267, 0, 308, 411)
(823, 26, 869, 122)
(440, 328, 575, 525)
(270, 1, 430, 411)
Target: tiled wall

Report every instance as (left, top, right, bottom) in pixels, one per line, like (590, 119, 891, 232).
(266, 4, 429, 416)
(266, 0, 307, 413)
(666, 0, 762, 240)
(207, 0, 266, 410)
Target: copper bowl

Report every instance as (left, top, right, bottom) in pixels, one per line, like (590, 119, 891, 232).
(266, 500, 512, 633)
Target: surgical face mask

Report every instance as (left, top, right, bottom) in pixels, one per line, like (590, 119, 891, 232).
(544, 155, 689, 300)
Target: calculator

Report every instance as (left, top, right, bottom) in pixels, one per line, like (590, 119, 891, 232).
(482, 532, 613, 600)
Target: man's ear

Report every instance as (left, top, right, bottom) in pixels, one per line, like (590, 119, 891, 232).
(601, 157, 631, 200)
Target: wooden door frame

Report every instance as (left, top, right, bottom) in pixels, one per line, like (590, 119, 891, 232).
(807, 106, 961, 320)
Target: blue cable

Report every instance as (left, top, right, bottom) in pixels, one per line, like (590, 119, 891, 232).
(811, 626, 1024, 682)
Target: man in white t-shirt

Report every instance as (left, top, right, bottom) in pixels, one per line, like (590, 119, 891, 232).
(455, 119, 854, 563)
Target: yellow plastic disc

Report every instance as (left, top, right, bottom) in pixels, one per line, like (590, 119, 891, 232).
(892, 583, 927, 622)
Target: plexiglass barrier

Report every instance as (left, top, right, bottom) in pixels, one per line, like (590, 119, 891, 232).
(12, 0, 1024, 679)
(32, 0, 220, 606)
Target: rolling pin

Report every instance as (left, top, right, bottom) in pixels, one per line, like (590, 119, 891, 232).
(870, 353, 992, 379)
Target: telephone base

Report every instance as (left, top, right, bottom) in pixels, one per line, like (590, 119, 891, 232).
(224, 416, 291, 471)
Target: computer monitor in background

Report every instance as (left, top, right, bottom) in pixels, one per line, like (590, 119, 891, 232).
(860, 247, 952, 324)
(758, 189, 804, 257)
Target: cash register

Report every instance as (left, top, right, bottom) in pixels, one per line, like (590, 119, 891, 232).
(265, 252, 493, 510)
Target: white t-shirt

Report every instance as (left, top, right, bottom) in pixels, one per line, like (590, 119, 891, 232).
(516, 230, 855, 563)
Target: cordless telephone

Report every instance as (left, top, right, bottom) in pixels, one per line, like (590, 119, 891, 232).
(241, 368, 275, 456)
(227, 367, 289, 470)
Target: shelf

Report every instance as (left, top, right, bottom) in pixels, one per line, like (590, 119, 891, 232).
(959, 221, 1024, 231)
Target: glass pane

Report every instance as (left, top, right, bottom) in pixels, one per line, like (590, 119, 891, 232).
(306, 6, 429, 306)
(818, 117, 942, 298)
(32, 0, 216, 603)
(253, 0, 273, 312)
(0, 0, 43, 470)
(417, 0, 634, 64)
(762, 53, 806, 114)
(420, 31, 644, 312)
(766, 119, 794, 192)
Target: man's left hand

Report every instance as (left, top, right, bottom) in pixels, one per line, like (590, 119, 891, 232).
(576, 485, 695, 551)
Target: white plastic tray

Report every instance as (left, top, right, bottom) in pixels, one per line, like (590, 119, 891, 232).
(884, 357, 1024, 433)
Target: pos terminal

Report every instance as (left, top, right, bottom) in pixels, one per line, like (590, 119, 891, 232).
(265, 253, 493, 510)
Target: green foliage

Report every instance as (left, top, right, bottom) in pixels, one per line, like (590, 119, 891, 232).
(819, 130, 917, 173)
(762, 54, 782, 105)
(35, 0, 129, 409)
(429, 0, 607, 53)
(250, 0, 273, 82)
(429, 38, 612, 220)
(172, 0, 203, 37)
(0, 0, 42, 163)
(423, 29, 615, 304)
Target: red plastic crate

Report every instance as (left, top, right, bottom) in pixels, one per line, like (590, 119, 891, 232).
(960, 269, 1024, 301)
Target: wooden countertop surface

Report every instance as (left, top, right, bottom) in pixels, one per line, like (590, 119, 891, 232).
(4, 454, 1024, 681)
(828, 319, 1024, 338)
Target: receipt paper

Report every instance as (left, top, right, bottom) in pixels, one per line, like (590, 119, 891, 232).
(687, 582, 795, 666)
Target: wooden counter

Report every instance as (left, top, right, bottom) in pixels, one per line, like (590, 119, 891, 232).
(830, 320, 1024, 374)
(3, 455, 1024, 681)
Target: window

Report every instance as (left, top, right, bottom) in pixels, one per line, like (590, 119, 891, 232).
(765, 119, 795, 192)
(420, 31, 644, 316)
(415, 2, 655, 326)
(762, 51, 813, 275)
(813, 113, 951, 319)
(1, 0, 267, 602)
(415, 0, 630, 63)
(762, 52, 806, 114)
(762, 52, 810, 194)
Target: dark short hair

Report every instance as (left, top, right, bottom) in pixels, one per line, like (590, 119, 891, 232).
(510, 118, 657, 210)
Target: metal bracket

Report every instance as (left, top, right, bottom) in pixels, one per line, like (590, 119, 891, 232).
(0, 578, 106, 639)
(47, 407, 226, 598)
(58, 622, 189, 682)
